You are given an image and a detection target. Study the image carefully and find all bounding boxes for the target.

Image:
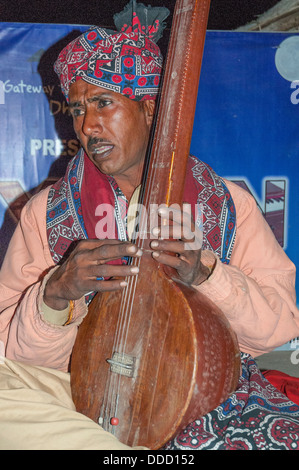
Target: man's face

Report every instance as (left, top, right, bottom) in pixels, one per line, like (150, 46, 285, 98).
(68, 80, 155, 185)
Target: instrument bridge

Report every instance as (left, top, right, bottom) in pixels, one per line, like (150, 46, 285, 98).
(107, 352, 136, 378)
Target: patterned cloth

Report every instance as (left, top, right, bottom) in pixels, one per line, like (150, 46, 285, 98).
(185, 156, 235, 265)
(164, 353, 299, 450)
(54, 0, 169, 102)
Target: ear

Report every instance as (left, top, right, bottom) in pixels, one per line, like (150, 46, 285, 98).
(142, 99, 156, 127)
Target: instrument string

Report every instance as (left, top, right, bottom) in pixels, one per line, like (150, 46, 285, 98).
(101, 4, 182, 424)
(102, 159, 161, 423)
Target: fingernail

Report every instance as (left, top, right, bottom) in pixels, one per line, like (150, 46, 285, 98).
(151, 241, 159, 248)
(120, 281, 128, 287)
(130, 266, 139, 273)
(158, 207, 168, 215)
(152, 251, 159, 258)
(127, 245, 138, 253)
(152, 227, 160, 237)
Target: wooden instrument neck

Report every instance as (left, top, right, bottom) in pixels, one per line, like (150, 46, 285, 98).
(140, 0, 211, 211)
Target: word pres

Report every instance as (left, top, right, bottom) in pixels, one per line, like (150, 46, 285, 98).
(30, 138, 80, 157)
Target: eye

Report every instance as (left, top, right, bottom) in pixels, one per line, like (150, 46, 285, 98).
(97, 99, 112, 108)
(70, 107, 84, 118)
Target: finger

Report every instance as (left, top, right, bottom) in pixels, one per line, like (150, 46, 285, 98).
(150, 238, 186, 255)
(73, 238, 122, 251)
(88, 263, 140, 279)
(72, 239, 142, 258)
(90, 242, 142, 263)
(96, 278, 129, 291)
(156, 203, 204, 234)
(150, 239, 200, 265)
(154, 224, 195, 242)
(85, 278, 130, 293)
(151, 224, 202, 250)
(157, 205, 196, 229)
(71, 270, 135, 296)
(154, 207, 202, 244)
(151, 250, 188, 271)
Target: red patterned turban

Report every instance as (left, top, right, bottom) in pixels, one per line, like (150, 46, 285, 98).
(54, 0, 169, 102)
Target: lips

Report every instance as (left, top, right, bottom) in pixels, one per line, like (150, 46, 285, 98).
(88, 141, 114, 160)
(92, 144, 114, 158)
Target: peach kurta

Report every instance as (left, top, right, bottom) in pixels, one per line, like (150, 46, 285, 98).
(0, 179, 298, 372)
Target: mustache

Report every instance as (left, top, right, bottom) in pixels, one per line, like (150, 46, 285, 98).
(87, 137, 113, 152)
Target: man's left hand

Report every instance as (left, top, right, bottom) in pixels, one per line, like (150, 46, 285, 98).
(150, 206, 212, 286)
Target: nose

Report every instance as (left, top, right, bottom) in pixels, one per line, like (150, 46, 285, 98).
(81, 106, 103, 137)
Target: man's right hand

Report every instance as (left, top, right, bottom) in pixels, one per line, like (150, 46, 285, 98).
(43, 239, 142, 311)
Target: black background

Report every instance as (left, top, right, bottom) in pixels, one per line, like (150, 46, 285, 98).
(0, 0, 281, 30)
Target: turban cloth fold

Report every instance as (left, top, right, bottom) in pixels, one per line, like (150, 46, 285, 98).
(54, 0, 170, 102)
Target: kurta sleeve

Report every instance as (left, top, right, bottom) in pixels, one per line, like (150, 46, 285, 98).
(0, 188, 87, 372)
(196, 180, 299, 357)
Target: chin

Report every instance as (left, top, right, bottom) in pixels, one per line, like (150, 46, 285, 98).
(93, 160, 117, 177)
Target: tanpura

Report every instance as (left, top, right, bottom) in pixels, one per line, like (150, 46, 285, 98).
(70, 0, 240, 449)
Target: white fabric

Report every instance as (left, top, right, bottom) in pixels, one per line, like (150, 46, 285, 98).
(0, 351, 147, 450)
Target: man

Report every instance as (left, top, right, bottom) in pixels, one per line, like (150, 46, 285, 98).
(0, 0, 299, 450)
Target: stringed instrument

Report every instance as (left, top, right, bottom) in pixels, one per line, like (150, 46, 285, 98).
(71, 0, 240, 449)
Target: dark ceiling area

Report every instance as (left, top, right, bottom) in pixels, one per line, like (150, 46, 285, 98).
(0, 0, 281, 30)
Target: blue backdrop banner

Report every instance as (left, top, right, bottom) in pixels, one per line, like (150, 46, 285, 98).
(0, 23, 298, 348)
